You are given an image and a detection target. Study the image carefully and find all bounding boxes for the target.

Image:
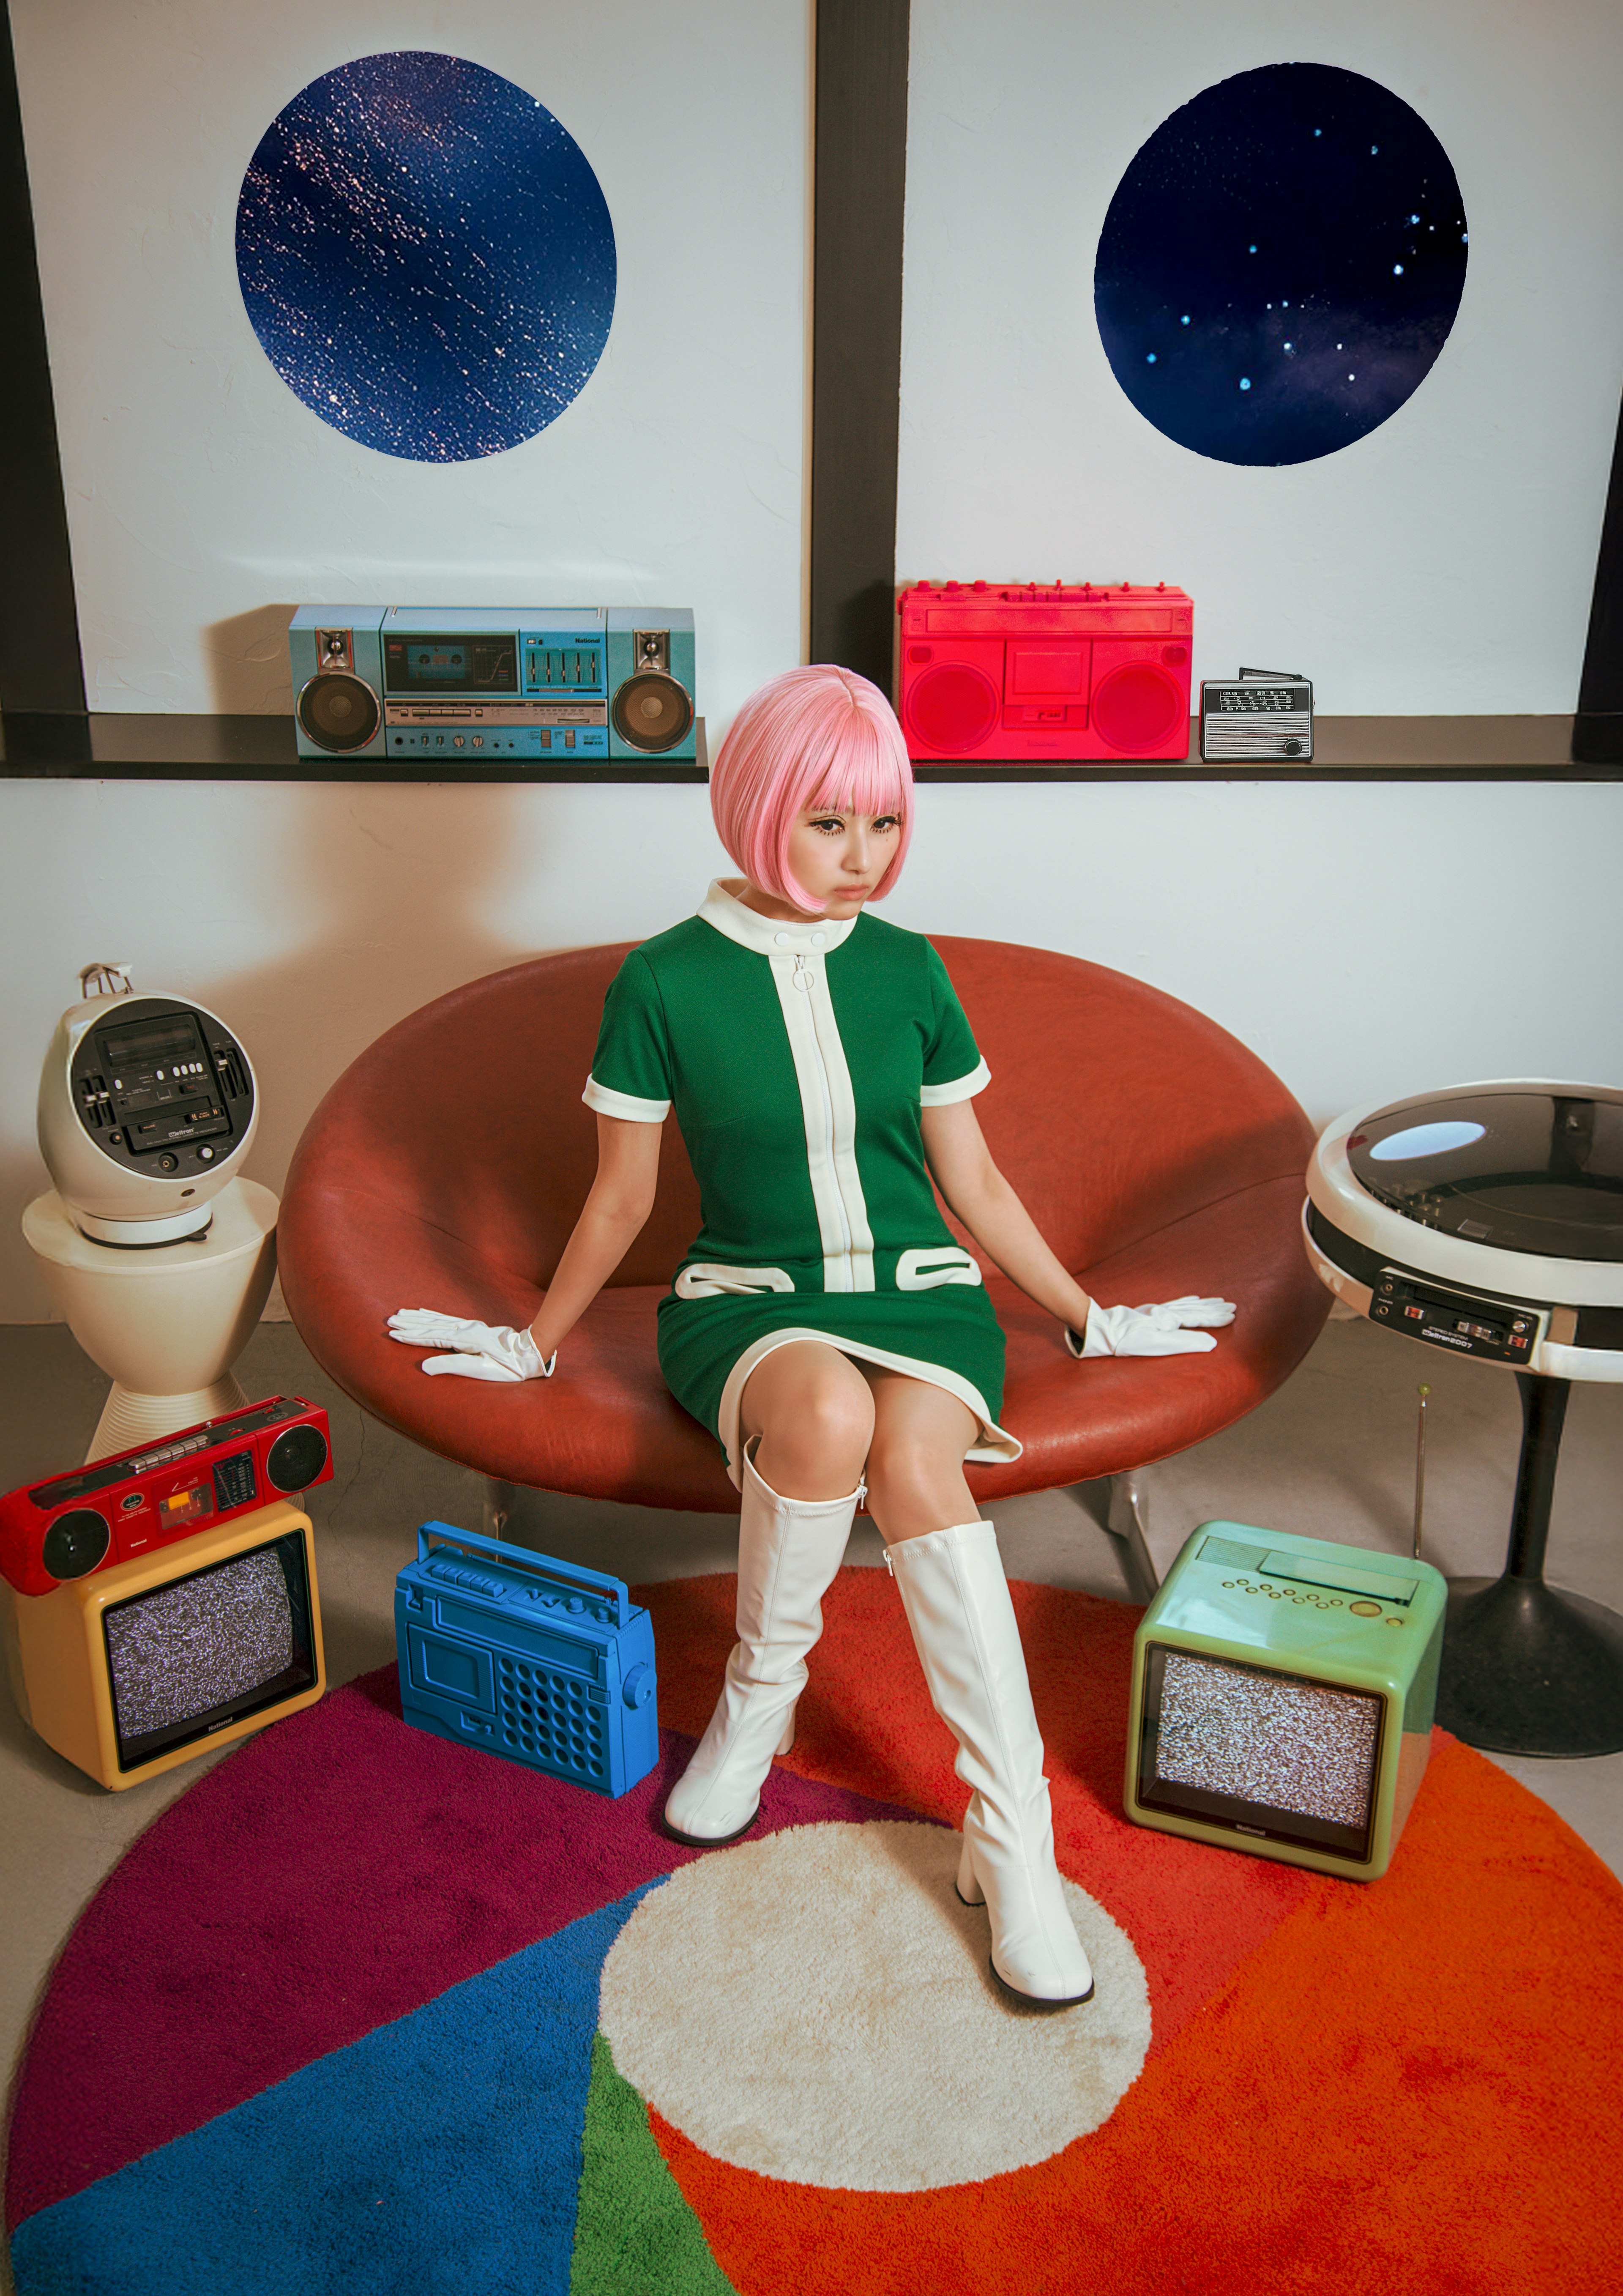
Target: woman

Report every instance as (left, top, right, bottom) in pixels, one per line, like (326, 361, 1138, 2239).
(390, 664, 1232, 2009)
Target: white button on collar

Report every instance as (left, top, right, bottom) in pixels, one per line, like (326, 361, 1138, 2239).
(774, 931, 793, 947)
(812, 932, 827, 948)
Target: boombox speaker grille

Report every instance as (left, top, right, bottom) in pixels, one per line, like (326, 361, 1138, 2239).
(43, 1508, 111, 1581)
(297, 672, 381, 754)
(907, 663, 999, 754)
(1093, 663, 1185, 754)
(267, 1424, 330, 1494)
(612, 673, 694, 753)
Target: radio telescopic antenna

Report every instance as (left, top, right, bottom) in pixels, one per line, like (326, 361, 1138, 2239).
(1413, 1383, 1431, 1560)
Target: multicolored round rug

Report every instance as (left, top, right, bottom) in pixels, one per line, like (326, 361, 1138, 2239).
(8, 1572, 1623, 2295)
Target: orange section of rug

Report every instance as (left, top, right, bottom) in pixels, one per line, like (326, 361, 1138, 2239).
(640, 1567, 1309, 2055)
(648, 1727, 1623, 2296)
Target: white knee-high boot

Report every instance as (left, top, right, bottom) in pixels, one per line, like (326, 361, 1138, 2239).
(887, 1521, 1094, 2007)
(662, 1441, 863, 1846)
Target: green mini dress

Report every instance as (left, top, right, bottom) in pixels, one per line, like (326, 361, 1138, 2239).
(583, 881, 1021, 1486)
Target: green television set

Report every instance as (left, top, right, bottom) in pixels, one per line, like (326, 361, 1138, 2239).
(1125, 1523, 1447, 1880)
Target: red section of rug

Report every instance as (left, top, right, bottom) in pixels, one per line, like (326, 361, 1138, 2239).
(650, 1737, 1623, 2295)
(648, 1569, 1310, 2054)
(3, 1667, 925, 2233)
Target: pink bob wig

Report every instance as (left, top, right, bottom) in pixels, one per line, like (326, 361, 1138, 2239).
(709, 665, 914, 914)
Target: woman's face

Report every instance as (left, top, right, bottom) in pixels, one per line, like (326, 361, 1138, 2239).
(781, 804, 904, 918)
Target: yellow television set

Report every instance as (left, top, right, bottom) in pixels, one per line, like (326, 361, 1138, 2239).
(0, 1497, 324, 1789)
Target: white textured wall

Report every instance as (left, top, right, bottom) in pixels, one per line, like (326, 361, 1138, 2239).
(899, 0, 1623, 712)
(11, 0, 809, 722)
(3, 2, 1622, 1324)
(5, 777, 1620, 1317)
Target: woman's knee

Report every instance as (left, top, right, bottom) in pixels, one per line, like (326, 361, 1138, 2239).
(747, 1349, 874, 1496)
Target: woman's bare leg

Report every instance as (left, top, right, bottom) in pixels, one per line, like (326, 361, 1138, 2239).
(740, 1340, 874, 1499)
(858, 1366, 980, 1542)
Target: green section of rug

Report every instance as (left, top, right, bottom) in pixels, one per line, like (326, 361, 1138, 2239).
(570, 2033, 737, 2296)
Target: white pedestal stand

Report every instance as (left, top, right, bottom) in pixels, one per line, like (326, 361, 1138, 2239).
(22, 1179, 280, 1462)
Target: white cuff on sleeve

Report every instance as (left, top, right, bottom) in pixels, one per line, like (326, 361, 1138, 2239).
(582, 1077, 671, 1122)
(919, 1057, 991, 1107)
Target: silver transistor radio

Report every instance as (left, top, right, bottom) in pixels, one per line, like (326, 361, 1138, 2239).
(1199, 668, 1313, 763)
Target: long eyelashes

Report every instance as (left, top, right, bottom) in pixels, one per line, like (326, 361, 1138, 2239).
(807, 816, 902, 836)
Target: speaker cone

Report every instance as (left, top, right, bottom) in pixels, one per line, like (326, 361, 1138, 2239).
(267, 1423, 330, 1493)
(297, 672, 381, 754)
(1092, 663, 1184, 753)
(611, 673, 694, 754)
(43, 1508, 110, 1581)
(907, 663, 999, 754)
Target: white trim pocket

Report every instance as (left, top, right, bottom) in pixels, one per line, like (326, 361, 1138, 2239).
(674, 1264, 797, 1299)
(896, 1246, 983, 1291)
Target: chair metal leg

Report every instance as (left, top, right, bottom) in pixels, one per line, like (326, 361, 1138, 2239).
(1105, 1469, 1159, 1601)
(1436, 1373, 1623, 1758)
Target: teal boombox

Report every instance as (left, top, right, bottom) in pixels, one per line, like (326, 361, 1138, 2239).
(1126, 1522, 1446, 1880)
(290, 606, 697, 764)
(395, 1524, 658, 1797)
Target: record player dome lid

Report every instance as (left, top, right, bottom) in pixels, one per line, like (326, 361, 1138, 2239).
(1347, 1087, 1623, 1265)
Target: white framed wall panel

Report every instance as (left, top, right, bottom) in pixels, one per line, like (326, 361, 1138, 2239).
(11, 0, 809, 730)
(898, 0, 1623, 714)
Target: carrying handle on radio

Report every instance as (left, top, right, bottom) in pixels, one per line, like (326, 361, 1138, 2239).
(415, 1521, 630, 1626)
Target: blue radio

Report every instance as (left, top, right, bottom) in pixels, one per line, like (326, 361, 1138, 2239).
(394, 1524, 658, 1797)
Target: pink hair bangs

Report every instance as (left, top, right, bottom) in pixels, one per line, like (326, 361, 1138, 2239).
(710, 665, 914, 913)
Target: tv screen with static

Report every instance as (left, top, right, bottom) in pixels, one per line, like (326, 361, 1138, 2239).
(101, 1526, 317, 1772)
(1137, 1643, 1385, 1864)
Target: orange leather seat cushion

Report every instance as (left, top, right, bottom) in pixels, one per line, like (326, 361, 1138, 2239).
(279, 938, 1328, 1510)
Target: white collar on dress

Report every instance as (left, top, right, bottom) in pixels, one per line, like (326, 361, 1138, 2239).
(697, 879, 861, 956)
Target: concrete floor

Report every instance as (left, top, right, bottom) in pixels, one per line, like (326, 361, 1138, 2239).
(2, 1311, 1621, 2287)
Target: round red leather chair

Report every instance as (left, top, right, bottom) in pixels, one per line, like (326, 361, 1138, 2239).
(278, 940, 1328, 1511)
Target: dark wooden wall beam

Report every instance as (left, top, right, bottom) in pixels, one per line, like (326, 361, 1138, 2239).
(1573, 386, 1623, 764)
(808, 0, 910, 696)
(0, 0, 85, 729)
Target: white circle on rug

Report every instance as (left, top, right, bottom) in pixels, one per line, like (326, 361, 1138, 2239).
(597, 1820, 1151, 2191)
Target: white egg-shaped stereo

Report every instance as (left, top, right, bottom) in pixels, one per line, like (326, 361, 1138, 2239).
(1304, 1080, 1623, 1385)
(38, 974, 259, 1245)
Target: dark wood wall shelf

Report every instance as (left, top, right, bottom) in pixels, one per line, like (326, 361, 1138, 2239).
(3, 712, 1615, 783)
(915, 715, 1616, 781)
(0, 713, 710, 783)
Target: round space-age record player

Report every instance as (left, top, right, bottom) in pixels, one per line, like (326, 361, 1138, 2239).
(1304, 1080, 1623, 1381)
(1303, 1080, 1623, 1759)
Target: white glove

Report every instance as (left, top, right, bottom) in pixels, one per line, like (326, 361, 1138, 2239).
(1066, 1297, 1236, 1359)
(387, 1309, 556, 1383)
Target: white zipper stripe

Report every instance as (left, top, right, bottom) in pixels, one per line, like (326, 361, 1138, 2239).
(807, 961, 874, 1289)
(767, 952, 874, 1293)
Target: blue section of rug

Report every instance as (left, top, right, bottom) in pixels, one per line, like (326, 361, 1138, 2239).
(11, 1886, 656, 2296)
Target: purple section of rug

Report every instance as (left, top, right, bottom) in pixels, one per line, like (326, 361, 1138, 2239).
(5, 1665, 933, 2232)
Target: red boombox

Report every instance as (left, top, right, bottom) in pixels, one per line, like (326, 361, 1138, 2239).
(896, 580, 1194, 761)
(0, 1396, 333, 1597)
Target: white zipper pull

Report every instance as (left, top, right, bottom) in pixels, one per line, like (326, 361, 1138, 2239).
(792, 953, 814, 992)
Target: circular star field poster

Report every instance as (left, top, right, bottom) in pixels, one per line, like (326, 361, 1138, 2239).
(1095, 63, 1469, 465)
(236, 50, 616, 462)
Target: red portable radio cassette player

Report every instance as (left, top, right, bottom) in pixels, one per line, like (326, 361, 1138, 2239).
(0, 1396, 332, 1597)
(896, 580, 1194, 762)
